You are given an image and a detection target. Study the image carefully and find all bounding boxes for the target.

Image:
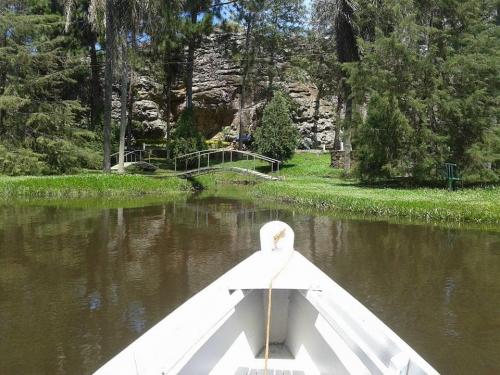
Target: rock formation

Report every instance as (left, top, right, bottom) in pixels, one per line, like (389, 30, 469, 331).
(113, 30, 337, 149)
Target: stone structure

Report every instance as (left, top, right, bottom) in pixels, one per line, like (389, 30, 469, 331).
(113, 30, 337, 149)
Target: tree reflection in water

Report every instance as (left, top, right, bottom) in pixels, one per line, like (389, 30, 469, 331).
(0, 198, 499, 374)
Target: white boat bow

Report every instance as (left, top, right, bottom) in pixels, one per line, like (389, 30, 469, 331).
(95, 221, 439, 375)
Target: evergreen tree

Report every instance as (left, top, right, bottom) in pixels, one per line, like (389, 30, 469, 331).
(253, 91, 298, 161)
(0, 0, 100, 175)
(313, 0, 361, 173)
(347, 0, 499, 181)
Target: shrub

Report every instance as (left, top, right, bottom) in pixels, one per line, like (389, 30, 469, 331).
(356, 94, 414, 180)
(167, 109, 205, 159)
(0, 145, 46, 176)
(253, 91, 299, 161)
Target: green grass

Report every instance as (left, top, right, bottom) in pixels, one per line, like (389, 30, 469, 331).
(1, 154, 498, 224)
(196, 153, 500, 224)
(0, 174, 191, 199)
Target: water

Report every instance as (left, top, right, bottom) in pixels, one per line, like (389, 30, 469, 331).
(0, 197, 499, 374)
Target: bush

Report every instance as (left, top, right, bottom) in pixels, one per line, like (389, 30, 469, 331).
(167, 109, 205, 159)
(253, 91, 299, 161)
(356, 94, 414, 180)
(0, 145, 46, 176)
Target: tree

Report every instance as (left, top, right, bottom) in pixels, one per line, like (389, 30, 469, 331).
(347, 0, 499, 181)
(253, 91, 298, 161)
(314, 0, 360, 173)
(66, 0, 146, 173)
(357, 94, 413, 180)
(0, 0, 100, 175)
(182, 0, 214, 110)
(257, 0, 305, 99)
(232, 0, 264, 149)
(148, 0, 184, 156)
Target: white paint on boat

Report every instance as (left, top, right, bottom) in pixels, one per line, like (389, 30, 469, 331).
(94, 221, 439, 375)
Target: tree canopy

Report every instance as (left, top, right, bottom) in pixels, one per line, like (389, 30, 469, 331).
(0, 0, 498, 182)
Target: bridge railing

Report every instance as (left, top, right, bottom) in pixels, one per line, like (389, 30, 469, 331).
(172, 148, 281, 176)
(110, 150, 150, 166)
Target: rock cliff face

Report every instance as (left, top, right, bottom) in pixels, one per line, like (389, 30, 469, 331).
(114, 30, 336, 149)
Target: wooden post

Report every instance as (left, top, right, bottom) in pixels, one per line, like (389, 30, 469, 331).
(230, 150, 233, 163)
(208, 153, 210, 168)
(198, 153, 201, 173)
(222, 150, 225, 165)
(254, 155, 256, 171)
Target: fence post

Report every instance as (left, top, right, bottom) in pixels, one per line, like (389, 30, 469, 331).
(222, 150, 225, 164)
(174, 158, 177, 172)
(230, 150, 233, 163)
(254, 155, 256, 171)
(198, 153, 201, 173)
(208, 153, 210, 168)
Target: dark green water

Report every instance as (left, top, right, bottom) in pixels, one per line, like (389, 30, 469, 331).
(0, 197, 499, 374)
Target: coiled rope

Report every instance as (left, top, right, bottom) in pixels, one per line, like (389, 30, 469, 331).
(264, 229, 294, 375)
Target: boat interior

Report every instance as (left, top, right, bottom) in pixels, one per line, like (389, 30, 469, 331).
(177, 288, 415, 375)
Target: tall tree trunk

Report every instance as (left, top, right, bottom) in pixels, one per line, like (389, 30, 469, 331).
(103, 0, 114, 172)
(165, 74, 173, 159)
(0, 31, 6, 133)
(89, 33, 102, 131)
(343, 87, 353, 174)
(267, 49, 275, 102)
(333, 94, 343, 150)
(118, 36, 129, 174)
(239, 14, 255, 150)
(186, 11, 198, 110)
(126, 71, 134, 149)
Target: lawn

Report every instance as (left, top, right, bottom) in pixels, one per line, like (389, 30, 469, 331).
(197, 153, 500, 224)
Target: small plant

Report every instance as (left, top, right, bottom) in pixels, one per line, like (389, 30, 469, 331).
(253, 91, 299, 161)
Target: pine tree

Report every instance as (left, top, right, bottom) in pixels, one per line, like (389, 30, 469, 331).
(0, 0, 100, 175)
(253, 91, 299, 161)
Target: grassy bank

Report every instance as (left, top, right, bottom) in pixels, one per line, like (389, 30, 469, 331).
(196, 153, 500, 224)
(0, 174, 191, 198)
(1, 154, 498, 224)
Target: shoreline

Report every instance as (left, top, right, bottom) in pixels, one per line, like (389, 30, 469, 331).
(1, 154, 498, 224)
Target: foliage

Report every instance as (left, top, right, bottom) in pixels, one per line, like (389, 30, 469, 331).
(0, 145, 45, 176)
(253, 91, 299, 161)
(356, 94, 414, 180)
(0, 0, 101, 175)
(346, 0, 499, 182)
(167, 109, 205, 158)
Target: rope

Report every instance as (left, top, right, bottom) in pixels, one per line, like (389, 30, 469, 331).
(264, 229, 294, 375)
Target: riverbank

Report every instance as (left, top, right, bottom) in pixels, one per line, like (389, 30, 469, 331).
(1, 154, 498, 223)
(0, 174, 191, 198)
(196, 153, 500, 224)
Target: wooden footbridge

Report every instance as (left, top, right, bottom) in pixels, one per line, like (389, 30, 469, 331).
(111, 148, 281, 181)
(173, 149, 281, 180)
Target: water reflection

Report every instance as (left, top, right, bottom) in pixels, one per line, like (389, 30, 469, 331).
(0, 198, 499, 374)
